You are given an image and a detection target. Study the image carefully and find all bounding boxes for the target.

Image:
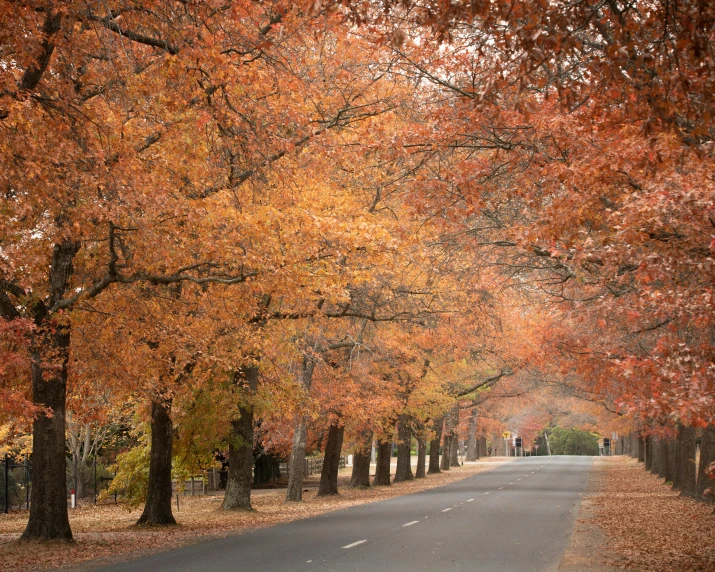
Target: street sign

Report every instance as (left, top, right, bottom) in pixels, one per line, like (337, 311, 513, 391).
(515, 437, 523, 448)
(502, 431, 510, 439)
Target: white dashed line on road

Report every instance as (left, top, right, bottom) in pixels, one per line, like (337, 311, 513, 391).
(343, 540, 367, 549)
(403, 521, 419, 527)
(442, 508, 452, 512)
(467, 499, 474, 502)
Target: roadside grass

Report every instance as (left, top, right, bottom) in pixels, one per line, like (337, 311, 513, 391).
(0, 458, 510, 571)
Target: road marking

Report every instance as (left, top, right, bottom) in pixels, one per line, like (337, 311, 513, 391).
(484, 492, 490, 495)
(467, 498, 474, 502)
(498, 487, 503, 490)
(509, 482, 513, 485)
(403, 521, 419, 527)
(517, 478, 521, 481)
(442, 507, 452, 512)
(343, 540, 367, 549)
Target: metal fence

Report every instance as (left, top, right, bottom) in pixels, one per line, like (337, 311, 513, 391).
(2, 454, 31, 514)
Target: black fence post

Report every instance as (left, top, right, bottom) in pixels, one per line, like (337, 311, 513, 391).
(93, 456, 97, 506)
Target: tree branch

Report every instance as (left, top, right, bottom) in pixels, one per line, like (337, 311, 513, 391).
(87, 12, 179, 55)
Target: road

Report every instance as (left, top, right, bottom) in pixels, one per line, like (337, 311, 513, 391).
(98, 455, 592, 572)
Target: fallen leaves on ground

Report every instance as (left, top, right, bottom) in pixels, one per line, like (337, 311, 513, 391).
(0, 459, 509, 571)
(592, 456, 715, 571)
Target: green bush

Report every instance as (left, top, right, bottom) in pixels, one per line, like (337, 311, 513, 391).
(542, 427, 600, 456)
(103, 441, 150, 509)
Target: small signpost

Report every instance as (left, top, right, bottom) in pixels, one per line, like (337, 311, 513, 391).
(502, 432, 510, 456)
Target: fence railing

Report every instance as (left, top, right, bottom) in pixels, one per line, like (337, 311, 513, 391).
(2, 454, 31, 514)
(304, 455, 347, 477)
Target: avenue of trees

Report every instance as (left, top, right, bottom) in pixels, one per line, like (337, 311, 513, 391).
(0, 0, 713, 541)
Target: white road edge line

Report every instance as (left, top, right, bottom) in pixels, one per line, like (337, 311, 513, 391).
(403, 521, 419, 527)
(442, 507, 452, 512)
(343, 540, 367, 549)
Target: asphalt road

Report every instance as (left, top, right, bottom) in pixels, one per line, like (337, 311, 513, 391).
(98, 455, 593, 572)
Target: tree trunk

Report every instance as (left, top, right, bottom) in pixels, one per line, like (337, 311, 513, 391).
(440, 431, 452, 471)
(449, 405, 460, 467)
(428, 416, 443, 474)
(137, 397, 176, 525)
(479, 436, 487, 458)
(393, 415, 414, 483)
(441, 409, 455, 471)
(638, 434, 645, 462)
(645, 435, 653, 471)
(450, 431, 460, 467)
(673, 423, 697, 497)
(666, 434, 676, 484)
(696, 424, 715, 502)
(651, 436, 662, 476)
(656, 435, 668, 479)
(350, 430, 373, 489)
(466, 409, 478, 462)
(286, 414, 309, 501)
(415, 438, 426, 478)
(21, 240, 78, 542)
(373, 439, 392, 486)
(318, 421, 345, 496)
(286, 357, 315, 502)
(223, 365, 258, 511)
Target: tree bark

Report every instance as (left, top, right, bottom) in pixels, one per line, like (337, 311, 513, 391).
(373, 439, 392, 486)
(350, 430, 373, 489)
(21, 240, 78, 542)
(428, 416, 443, 474)
(666, 434, 676, 484)
(466, 409, 478, 461)
(286, 414, 309, 501)
(415, 438, 426, 478)
(286, 357, 315, 502)
(637, 434, 645, 462)
(441, 408, 455, 471)
(449, 405, 460, 467)
(450, 431, 460, 467)
(318, 421, 344, 496)
(650, 436, 663, 476)
(656, 435, 668, 479)
(645, 434, 653, 471)
(440, 431, 452, 471)
(696, 424, 715, 502)
(673, 423, 697, 497)
(479, 435, 487, 458)
(137, 397, 176, 525)
(393, 415, 414, 483)
(223, 365, 259, 510)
